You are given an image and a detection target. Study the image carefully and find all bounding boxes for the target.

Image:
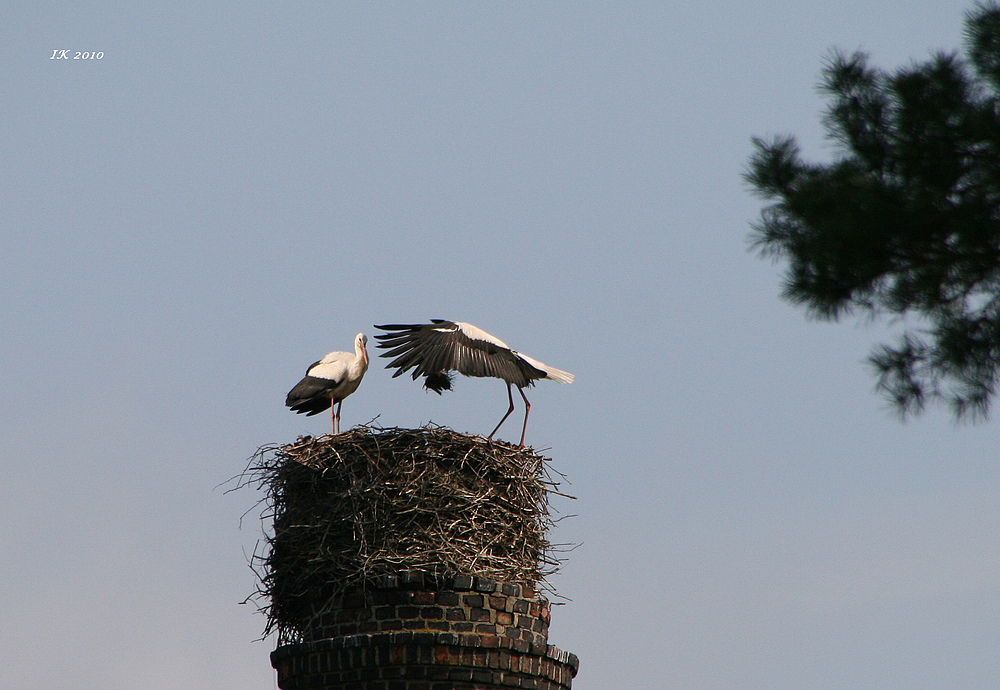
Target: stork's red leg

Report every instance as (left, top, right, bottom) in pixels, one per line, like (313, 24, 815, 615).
(488, 383, 516, 440)
(516, 386, 531, 448)
(334, 400, 343, 434)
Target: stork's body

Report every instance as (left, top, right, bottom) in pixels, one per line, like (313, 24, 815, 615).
(285, 333, 369, 434)
(374, 320, 573, 447)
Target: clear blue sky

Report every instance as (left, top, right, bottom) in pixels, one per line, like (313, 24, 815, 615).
(3, 2, 997, 688)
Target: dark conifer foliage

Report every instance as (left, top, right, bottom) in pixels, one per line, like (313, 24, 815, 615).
(746, 2, 1000, 419)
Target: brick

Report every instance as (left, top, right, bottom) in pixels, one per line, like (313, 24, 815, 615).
(500, 583, 520, 597)
(400, 571, 426, 589)
(402, 665, 427, 679)
(381, 590, 414, 606)
(435, 591, 460, 606)
(398, 606, 420, 618)
(425, 665, 449, 680)
(499, 671, 521, 687)
(343, 593, 366, 608)
(413, 591, 436, 605)
(374, 575, 399, 589)
(489, 595, 509, 611)
(473, 669, 496, 683)
(473, 577, 497, 593)
(436, 632, 460, 646)
(468, 607, 491, 622)
(462, 594, 484, 608)
(446, 607, 467, 621)
(452, 574, 474, 590)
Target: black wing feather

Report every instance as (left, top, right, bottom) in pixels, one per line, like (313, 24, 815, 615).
(374, 321, 542, 388)
(285, 375, 337, 415)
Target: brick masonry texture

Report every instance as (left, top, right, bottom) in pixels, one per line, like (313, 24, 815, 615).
(271, 631, 578, 690)
(272, 573, 578, 690)
(304, 573, 550, 648)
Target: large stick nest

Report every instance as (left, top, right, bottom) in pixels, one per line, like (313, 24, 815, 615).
(238, 425, 571, 642)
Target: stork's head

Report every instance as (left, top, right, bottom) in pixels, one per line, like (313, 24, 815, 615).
(355, 333, 369, 364)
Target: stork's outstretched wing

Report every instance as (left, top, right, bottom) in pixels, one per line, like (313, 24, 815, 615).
(374, 320, 544, 389)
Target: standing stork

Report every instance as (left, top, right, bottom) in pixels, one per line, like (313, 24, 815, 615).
(285, 333, 369, 434)
(374, 320, 573, 447)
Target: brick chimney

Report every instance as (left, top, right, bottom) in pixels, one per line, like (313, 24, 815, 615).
(270, 572, 578, 689)
(251, 428, 579, 690)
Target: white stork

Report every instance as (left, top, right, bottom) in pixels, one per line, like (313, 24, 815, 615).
(285, 333, 369, 434)
(374, 320, 573, 447)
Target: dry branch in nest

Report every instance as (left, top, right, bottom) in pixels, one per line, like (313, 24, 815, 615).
(238, 425, 571, 642)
